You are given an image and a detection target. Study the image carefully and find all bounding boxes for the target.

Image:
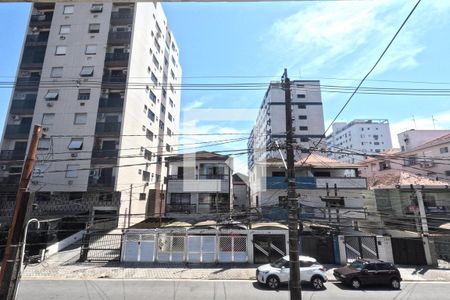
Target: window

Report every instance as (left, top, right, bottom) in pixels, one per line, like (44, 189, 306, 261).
(142, 171, 150, 182)
(88, 23, 100, 33)
(68, 138, 83, 150)
(42, 113, 55, 125)
(78, 89, 90, 100)
(166, 143, 171, 152)
(55, 46, 66, 56)
(298, 115, 307, 120)
(298, 104, 306, 109)
(297, 94, 306, 98)
(63, 5, 74, 15)
(168, 113, 173, 122)
(65, 164, 79, 178)
(161, 104, 166, 114)
(59, 25, 71, 35)
(85, 45, 97, 55)
(272, 171, 285, 177)
(80, 66, 94, 77)
(150, 72, 158, 85)
(45, 89, 59, 100)
(37, 138, 50, 150)
(147, 109, 155, 121)
(139, 193, 146, 200)
(299, 126, 308, 131)
(167, 128, 172, 136)
(91, 4, 103, 13)
(445, 171, 450, 176)
(159, 120, 164, 130)
(50, 67, 63, 78)
(169, 98, 174, 107)
(300, 137, 309, 142)
(440, 147, 449, 154)
(152, 55, 159, 68)
(74, 113, 87, 125)
(144, 149, 152, 160)
(146, 129, 154, 141)
(149, 90, 157, 103)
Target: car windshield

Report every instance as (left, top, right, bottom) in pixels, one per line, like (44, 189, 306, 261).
(270, 258, 287, 268)
(349, 260, 365, 271)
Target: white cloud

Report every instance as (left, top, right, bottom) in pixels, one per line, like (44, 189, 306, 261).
(389, 110, 450, 147)
(183, 99, 204, 111)
(263, 0, 450, 80)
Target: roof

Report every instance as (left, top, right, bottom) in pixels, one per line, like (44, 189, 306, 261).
(359, 148, 401, 164)
(406, 132, 450, 152)
(368, 170, 449, 189)
(233, 173, 249, 185)
(257, 154, 360, 169)
(166, 151, 230, 162)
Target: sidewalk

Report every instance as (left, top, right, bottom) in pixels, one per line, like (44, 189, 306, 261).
(20, 246, 450, 281)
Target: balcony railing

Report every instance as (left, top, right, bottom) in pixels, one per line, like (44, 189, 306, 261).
(29, 13, 53, 27)
(107, 31, 131, 44)
(92, 149, 118, 158)
(25, 34, 49, 46)
(102, 74, 127, 88)
(16, 77, 41, 90)
(266, 176, 316, 189)
(168, 174, 230, 180)
(95, 122, 121, 135)
(0, 150, 26, 161)
(10, 99, 36, 114)
(4, 124, 31, 139)
(98, 96, 124, 112)
(110, 12, 134, 25)
(88, 176, 115, 189)
(105, 53, 130, 67)
(166, 203, 197, 214)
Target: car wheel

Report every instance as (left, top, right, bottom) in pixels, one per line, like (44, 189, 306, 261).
(311, 276, 325, 290)
(391, 278, 401, 290)
(266, 275, 280, 290)
(351, 279, 361, 289)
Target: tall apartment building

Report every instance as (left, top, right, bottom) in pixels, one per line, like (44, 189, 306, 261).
(248, 80, 325, 169)
(326, 119, 392, 163)
(0, 2, 182, 227)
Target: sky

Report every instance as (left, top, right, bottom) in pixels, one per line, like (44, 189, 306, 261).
(1, 1, 450, 174)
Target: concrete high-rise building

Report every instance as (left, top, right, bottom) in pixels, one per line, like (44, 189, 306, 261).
(248, 80, 326, 169)
(326, 119, 392, 163)
(0, 2, 182, 227)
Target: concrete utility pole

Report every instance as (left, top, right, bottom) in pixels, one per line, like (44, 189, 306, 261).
(282, 69, 302, 300)
(128, 184, 133, 228)
(0, 125, 42, 300)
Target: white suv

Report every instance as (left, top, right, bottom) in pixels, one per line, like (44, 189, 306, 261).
(256, 255, 327, 290)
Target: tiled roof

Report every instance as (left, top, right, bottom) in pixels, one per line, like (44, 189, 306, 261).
(368, 170, 449, 188)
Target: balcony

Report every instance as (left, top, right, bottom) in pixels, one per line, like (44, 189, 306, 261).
(105, 52, 130, 67)
(107, 31, 131, 44)
(88, 176, 115, 191)
(266, 176, 316, 189)
(110, 11, 134, 25)
(0, 150, 26, 161)
(95, 122, 121, 136)
(102, 74, 127, 88)
(0, 176, 20, 192)
(29, 13, 53, 27)
(16, 77, 40, 91)
(315, 177, 367, 189)
(4, 124, 31, 139)
(91, 149, 118, 164)
(166, 203, 197, 214)
(25, 34, 49, 47)
(98, 96, 124, 113)
(10, 98, 36, 114)
(21, 56, 45, 69)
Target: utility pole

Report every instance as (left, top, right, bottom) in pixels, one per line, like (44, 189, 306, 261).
(0, 125, 41, 300)
(282, 69, 302, 300)
(128, 184, 133, 228)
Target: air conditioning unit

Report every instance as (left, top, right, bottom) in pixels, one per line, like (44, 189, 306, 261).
(60, 35, 66, 40)
(46, 102, 53, 107)
(31, 180, 39, 185)
(12, 115, 20, 121)
(70, 153, 78, 158)
(42, 127, 49, 132)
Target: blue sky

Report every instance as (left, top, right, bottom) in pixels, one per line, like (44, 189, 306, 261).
(1, 1, 450, 173)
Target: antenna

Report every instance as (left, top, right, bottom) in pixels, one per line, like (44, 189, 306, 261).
(412, 115, 416, 129)
(432, 115, 437, 129)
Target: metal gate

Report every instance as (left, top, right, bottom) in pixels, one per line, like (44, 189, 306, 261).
(300, 235, 335, 264)
(218, 235, 248, 263)
(157, 234, 186, 262)
(122, 233, 156, 262)
(253, 234, 286, 264)
(391, 238, 426, 265)
(344, 236, 378, 262)
(80, 233, 123, 262)
(187, 235, 216, 263)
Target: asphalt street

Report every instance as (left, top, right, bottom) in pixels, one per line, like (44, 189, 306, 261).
(17, 280, 450, 300)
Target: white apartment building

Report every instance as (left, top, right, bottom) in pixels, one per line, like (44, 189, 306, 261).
(248, 80, 325, 169)
(326, 119, 392, 163)
(398, 129, 450, 152)
(0, 2, 182, 228)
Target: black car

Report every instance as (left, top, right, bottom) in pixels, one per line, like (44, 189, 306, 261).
(333, 259, 402, 290)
